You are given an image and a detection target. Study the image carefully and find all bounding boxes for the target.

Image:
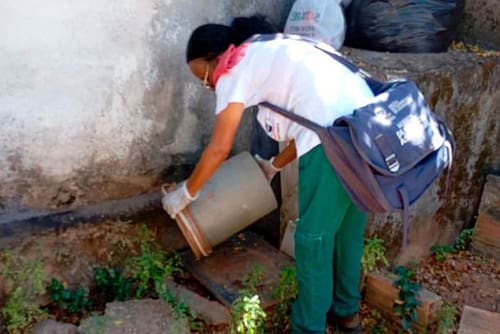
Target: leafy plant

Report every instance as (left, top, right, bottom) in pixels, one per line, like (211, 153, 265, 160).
(230, 264, 267, 334)
(125, 236, 183, 298)
(437, 303, 456, 334)
(362, 236, 389, 276)
(269, 265, 298, 333)
(94, 267, 133, 302)
(392, 266, 422, 332)
(454, 228, 474, 251)
(0, 250, 48, 333)
(369, 312, 388, 334)
(231, 295, 267, 334)
(48, 278, 91, 314)
(430, 245, 454, 262)
(125, 227, 196, 328)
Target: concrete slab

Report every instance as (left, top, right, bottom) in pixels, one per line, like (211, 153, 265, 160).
(183, 231, 293, 309)
(458, 305, 500, 334)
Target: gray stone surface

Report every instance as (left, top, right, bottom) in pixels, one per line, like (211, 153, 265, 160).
(30, 319, 78, 334)
(343, 48, 500, 262)
(78, 299, 190, 334)
(460, 0, 500, 48)
(166, 279, 231, 326)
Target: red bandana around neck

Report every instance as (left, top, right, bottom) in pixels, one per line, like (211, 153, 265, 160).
(212, 43, 249, 86)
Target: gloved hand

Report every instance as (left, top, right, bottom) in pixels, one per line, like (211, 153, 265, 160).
(161, 182, 199, 219)
(254, 154, 282, 182)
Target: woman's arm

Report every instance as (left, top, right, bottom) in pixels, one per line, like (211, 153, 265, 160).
(185, 102, 245, 196)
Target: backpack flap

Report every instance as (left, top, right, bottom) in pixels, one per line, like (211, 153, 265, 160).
(336, 80, 446, 176)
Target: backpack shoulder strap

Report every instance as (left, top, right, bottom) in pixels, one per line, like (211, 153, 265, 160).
(258, 101, 323, 133)
(247, 33, 379, 84)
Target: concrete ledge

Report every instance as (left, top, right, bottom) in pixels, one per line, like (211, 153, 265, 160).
(365, 272, 443, 329)
(0, 189, 161, 249)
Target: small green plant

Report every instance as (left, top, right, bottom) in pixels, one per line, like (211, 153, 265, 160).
(454, 228, 474, 251)
(230, 264, 267, 334)
(269, 265, 298, 332)
(430, 244, 454, 262)
(126, 226, 196, 328)
(368, 308, 389, 334)
(0, 250, 48, 333)
(94, 267, 133, 302)
(362, 236, 389, 276)
(241, 264, 266, 294)
(437, 303, 456, 334)
(125, 235, 183, 298)
(392, 266, 422, 332)
(48, 278, 91, 314)
(231, 295, 267, 334)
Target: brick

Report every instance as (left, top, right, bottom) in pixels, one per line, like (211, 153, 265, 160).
(365, 272, 442, 328)
(472, 174, 500, 260)
(166, 279, 231, 326)
(458, 305, 500, 334)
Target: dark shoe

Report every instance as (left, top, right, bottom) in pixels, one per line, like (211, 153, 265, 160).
(334, 313, 362, 334)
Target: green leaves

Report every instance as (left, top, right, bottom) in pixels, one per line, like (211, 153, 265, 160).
(231, 264, 268, 334)
(0, 250, 48, 332)
(362, 236, 389, 276)
(231, 295, 267, 334)
(48, 278, 90, 314)
(392, 266, 422, 332)
(94, 267, 133, 302)
(125, 240, 184, 298)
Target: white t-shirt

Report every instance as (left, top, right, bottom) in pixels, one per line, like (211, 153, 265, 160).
(215, 38, 374, 157)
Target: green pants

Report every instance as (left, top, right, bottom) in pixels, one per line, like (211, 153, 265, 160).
(291, 145, 367, 334)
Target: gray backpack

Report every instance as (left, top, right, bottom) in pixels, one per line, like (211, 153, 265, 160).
(255, 34, 455, 246)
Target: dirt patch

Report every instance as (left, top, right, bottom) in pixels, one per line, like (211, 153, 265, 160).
(416, 250, 500, 332)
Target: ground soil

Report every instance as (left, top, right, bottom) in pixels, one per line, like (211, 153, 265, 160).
(325, 249, 500, 334)
(2, 220, 499, 333)
(189, 246, 500, 333)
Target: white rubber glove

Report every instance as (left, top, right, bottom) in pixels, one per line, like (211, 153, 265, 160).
(161, 182, 199, 219)
(254, 154, 283, 182)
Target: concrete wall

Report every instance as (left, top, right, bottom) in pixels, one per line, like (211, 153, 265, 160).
(0, 0, 293, 218)
(460, 0, 500, 48)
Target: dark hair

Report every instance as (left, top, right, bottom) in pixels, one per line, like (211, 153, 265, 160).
(186, 14, 278, 62)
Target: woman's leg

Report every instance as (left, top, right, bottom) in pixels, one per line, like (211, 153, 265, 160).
(331, 203, 367, 318)
(291, 146, 352, 334)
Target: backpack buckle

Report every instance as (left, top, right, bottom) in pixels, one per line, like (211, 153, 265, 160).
(385, 154, 400, 173)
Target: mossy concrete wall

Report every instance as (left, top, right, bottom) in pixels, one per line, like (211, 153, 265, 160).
(344, 49, 500, 262)
(460, 0, 500, 48)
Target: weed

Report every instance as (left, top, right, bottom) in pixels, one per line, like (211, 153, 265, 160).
(392, 266, 422, 333)
(230, 264, 267, 334)
(430, 245, 454, 262)
(454, 228, 474, 251)
(48, 278, 91, 314)
(125, 236, 183, 298)
(437, 303, 456, 334)
(94, 267, 133, 302)
(0, 250, 48, 333)
(362, 236, 389, 276)
(231, 295, 267, 334)
(362, 308, 388, 334)
(269, 265, 298, 332)
(430, 228, 475, 262)
(125, 227, 197, 328)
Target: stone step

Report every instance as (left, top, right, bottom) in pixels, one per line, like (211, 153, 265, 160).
(183, 231, 294, 309)
(365, 272, 442, 329)
(472, 174, 500, 261)
(165, 279, 231, 326)
(458, 305, 500, 334)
